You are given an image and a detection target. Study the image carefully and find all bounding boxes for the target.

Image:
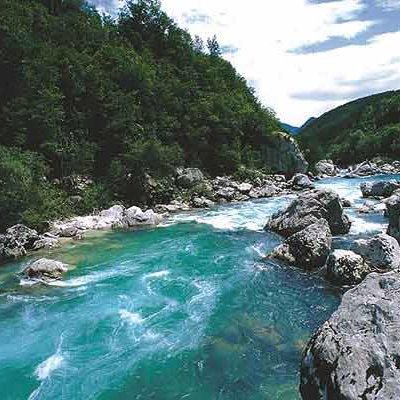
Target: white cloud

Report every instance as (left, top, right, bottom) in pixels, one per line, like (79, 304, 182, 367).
(160, 0, 399, 125)
(376, 0, 400, 10)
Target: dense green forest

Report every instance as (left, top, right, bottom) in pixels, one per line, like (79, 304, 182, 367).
(298, 90, 400, 165)
(0, 0, 282, 230)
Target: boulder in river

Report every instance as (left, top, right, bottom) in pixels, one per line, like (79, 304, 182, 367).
(386, 193, 400, 243)
(360, 180, 400, 198)
(326, 249, 370, 285)
(271, 220, 332, 270)
(300, 271, 400, 400)
(22, 258, 68, 281)
(351, 233, 400, 271)
(315, 160, 337, 177)
(265, 189, 351, 238)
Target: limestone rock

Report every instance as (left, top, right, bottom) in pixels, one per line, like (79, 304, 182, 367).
(300, 271, 400, 400)
(351, 234, 400, 270)
(361, 180, 400, 198)
(22, 258, 68, 281)
(265, 189, 351, 238)
(386, 194, 400, 242)
(271, 220, 332, 270)
(326, 249, 370, 285)
(315, 160, 337, 177)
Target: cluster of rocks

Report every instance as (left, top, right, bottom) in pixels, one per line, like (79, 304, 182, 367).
(344, 160, 400, 178)
(0, 225, 59, 263)
(155, 168, 317, 214)
(266, 188, 400, 286)
(361, 180, 400, 198)
(296, 181, 400, 400)
(314, 159, 400, 179)
(0, 205, 162, 264)
(51, 205, 162, 238)
(267, 189, 351, 270)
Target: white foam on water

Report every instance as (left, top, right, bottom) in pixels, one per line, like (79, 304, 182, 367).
(19, 278, 43, 287)
(119, 309, 144, 325)
(349, 215, 386, 235)
(47, 268, 124, 288)
(142, 270, 170, 280)
(35, 353, 64, 381)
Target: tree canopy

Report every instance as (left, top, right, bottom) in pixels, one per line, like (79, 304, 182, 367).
(298, 90, 400, 165)
(0, 0, 281, 230)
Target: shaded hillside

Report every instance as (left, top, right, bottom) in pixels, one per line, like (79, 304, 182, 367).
(0, 0, 284, 230)
(281, 123, 300, 135)
(298, 91, 400, 165)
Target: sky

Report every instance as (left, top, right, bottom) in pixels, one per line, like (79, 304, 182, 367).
(90, 0, 400, 126)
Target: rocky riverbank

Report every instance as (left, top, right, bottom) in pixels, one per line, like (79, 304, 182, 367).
(263, 177, 400, 400)
(314, 159, 400, 179)
(0, 166, 319, 266)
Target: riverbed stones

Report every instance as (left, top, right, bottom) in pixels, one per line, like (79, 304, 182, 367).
(22, 258, 68, 281)
(271, 220, 332, 270)
(386, 193, 400, 242)
(351, 233, 400, 271)
(326, 250, 370, 285)
(361, 180, 400, 198)
(300, 271, 400, 400)
(265, 189, 351, 238)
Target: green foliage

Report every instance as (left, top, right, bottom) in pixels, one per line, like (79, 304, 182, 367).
(298, 91, 400, 165)
(0, 146, 72, 231)
(0, 0, 281, 231)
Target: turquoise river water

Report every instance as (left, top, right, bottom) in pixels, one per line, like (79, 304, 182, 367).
(0, 175, 398, 400)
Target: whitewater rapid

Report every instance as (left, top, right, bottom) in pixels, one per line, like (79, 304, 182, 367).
(0, 174, 398, 400)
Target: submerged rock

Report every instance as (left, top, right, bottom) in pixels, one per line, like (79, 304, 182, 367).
(351, 234, 400, 271)
(361, 180, 400, 198)
(22, 258, 68, 281)
(386, 194, 400, 243)
(265, 189, 351, 238)
(300, 271, 400, 400)
(326, 249, 370, 285)
(271, 220, 332, 270)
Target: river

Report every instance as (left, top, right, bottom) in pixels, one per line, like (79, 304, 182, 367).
(0, 175, 398, 400)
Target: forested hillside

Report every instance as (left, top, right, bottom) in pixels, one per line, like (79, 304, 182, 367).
(298, 90, 400, 165)
(0, 0, 282, 230)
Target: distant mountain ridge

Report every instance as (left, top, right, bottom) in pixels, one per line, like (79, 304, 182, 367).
(297, 90, 400, 165)
(281, 117, 316, 136)
(281, 123, 300, 135)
